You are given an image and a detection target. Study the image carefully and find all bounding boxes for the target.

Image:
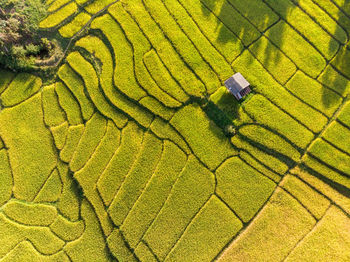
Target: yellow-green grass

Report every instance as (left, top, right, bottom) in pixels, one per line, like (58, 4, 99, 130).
(232, 135, 289, 176)
(281, 174, 330, 219)
(47, 0, 71, 12)
(69, 113, 107, 172)
(265, 0, 339, 60)
(286, 71, 342, 117)
(108, 4, 191, 103)
(333, 0, 350, 17)
(65, 200, 111, 262)
(84, 0, 115, 14)
(50, 121, 69, 150)
(120, 141, 187, 249)
(233, 51, 327, 133)
(227, 0, 279, 31)
(0, 73, 41, 107)
(91, 14, 146, 101)
(142, 0, 220, 94)
(285, 205, 350, 261)
(72, 38, 128, 128)
(143, 50, 188, 105)
(141, 50, 183, 108)
(56, 162, 81, 221)
(265, 20, 325, 78)
(237, 124, 301, 164)
(163, 0, 234, 81)
(55, 82, 83, 125)
(150, 117, 191, 154)
(107, 229, 137, 262)
(0, 211, 65, 256)
(209, 86, 239, 121)
(59, 12, 91, 38)
(40, 1, 78, 28)
(3, 200, 57, 226)
(139, 97, 175, 120)
(243, 95, 314, 149)
(59, 125, 85, 163)
(68, 49, 152, 128)
(114, 1, 205, 97)
(34, 168, 62, 203)
(97, 121, 144, 206)
(249, 36, 297, 85)
(0, 149, 12, 206)
(108, 132, 163, 226)
(58, 63, 95, 121)
(177, 0, 244, 62)
(216, 157, 275, 223)
(323, 121, 350, 154)
(0, 70, 14, 94)
(302, 153, 350, 190)
(293, 0, 347, 44)
(318, 65, 350, 96)
(315, 0, 350, 34)
(201, 0, 260, 46)
(292, 166, 350, 218)
(239, 151, 282, 183)
(308, 138, 350, 177)
(0, 94, 57, 201)
(74, 121, 120, 235)
(338, 101, 350, 127)
(165, 196, 242, 262)
(0, 241, 69, 262)
(218, 188, 316, 262)
(143, 156, 215, 260)
(171, 104, 237, 170)
(49, 215, 84, 241)
(134, 241, 158, 262)
(42, 85, 66, 127)
(332, 46, 350, 79)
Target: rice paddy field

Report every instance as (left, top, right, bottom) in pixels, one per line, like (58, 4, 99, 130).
(1, 0, 350, 261)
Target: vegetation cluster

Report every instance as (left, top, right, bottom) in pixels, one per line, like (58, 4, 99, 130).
(0, 0, 57, 71)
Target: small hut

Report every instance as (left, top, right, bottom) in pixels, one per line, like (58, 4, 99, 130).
(224, 73, 251, 100)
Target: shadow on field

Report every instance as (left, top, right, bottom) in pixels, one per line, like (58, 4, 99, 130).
(200, 0, 350, 105)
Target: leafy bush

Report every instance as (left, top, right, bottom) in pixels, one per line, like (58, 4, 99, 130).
(0, 0, 57, 71)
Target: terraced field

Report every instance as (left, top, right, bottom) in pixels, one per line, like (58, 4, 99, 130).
(1, 0, 350, 261)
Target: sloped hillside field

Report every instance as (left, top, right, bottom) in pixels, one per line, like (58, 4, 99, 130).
(1, 0, 350, 261)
